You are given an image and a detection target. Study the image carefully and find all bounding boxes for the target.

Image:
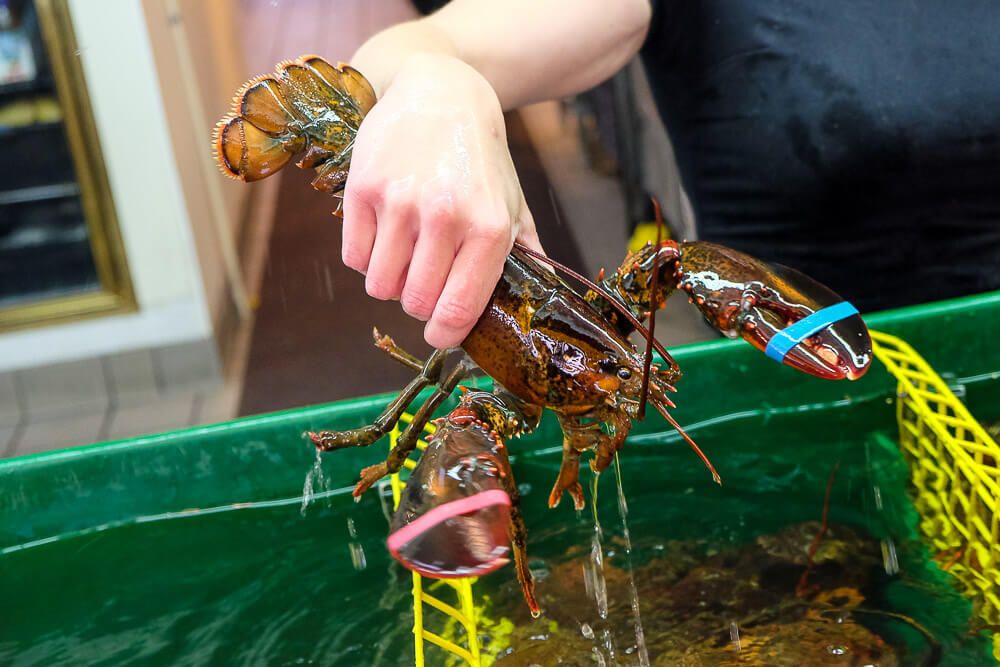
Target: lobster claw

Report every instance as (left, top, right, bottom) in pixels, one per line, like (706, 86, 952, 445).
(739, 264, 872, 380)
(387, 420, 511, 578)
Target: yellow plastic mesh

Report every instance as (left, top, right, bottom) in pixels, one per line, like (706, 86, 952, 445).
(388, 413, 486, 667)
(871, 331, 1000, 660)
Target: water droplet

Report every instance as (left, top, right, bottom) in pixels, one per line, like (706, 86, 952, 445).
(346, 517, 358, 539)
(588, 530, 609, 619)
(881, 538, 900, 575)
(730, 621, 742, 652)
(528, 559, 550, 581)
(348, 542, 367, 570)
(601, 628, 616, 663)
(322, 265, 335, 301)
(518, 482, 532, 495)
(827, 644, 848, 655)
(581, 623, 595, 639)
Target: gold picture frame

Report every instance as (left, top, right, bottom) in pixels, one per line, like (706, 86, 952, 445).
(0, 0, 135, 332)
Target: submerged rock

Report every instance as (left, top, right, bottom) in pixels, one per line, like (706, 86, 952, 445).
(491, 522, 907, 665)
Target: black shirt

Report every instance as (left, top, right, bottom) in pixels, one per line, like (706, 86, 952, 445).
(642, 0, 1000, 311)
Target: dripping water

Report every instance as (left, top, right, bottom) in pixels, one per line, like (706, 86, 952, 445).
(865, 441, 901, 576)
(346, 517, 367, 571)
(300, 449, 326, 515)
(583, 469, 615, 663)
(614, 455, 650, 666)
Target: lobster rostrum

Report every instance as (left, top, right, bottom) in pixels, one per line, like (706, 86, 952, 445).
(214, 56, 874, 615)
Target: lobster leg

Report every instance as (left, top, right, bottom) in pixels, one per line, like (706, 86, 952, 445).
(371, 327, 424, 372)
(548, 415, 606, 510)
(589, 409, 633, 474)
(495, 439, 540, 616)
(307, 349, 446, 451)
(352, 362, 468, 497)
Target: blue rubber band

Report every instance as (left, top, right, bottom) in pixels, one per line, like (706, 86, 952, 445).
(764, 301, 859, 362)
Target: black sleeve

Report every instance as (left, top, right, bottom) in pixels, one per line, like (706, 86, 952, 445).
(410, 0, 449, 16)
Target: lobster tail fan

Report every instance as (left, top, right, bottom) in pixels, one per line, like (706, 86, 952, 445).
(213, 55, 374, 191)
(213, 115, 302, 182)
(238, 76, 297, 135)
(301, 57, 376, 115)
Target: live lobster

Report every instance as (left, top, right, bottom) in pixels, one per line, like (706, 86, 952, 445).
(214, 56, 873, 615)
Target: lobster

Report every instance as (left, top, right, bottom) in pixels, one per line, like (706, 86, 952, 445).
(214, 56, 874, 615)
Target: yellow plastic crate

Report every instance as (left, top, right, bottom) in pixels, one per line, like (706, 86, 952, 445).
(872, 331, 1000, 660)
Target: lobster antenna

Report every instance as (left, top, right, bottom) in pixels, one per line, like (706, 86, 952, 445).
(512, 243, 678, 376)
(651, 400, 722, 485)
(637, 198, 664, 419)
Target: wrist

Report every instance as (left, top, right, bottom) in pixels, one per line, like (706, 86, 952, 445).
(350, 22, 460, 97)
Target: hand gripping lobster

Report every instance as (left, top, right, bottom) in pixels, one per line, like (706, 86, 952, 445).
(214, 56, 873, 615)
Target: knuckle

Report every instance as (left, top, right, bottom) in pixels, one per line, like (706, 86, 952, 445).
(346, 175, 383, 208)
(434, 297, 479, 330)
(383, 191, 418, 223)
(421, 198, 458, 235)
(474, 218, 510, 244)
(401, 288, 435, 320)
(365, 275, 399, 301)
(342, 246, 368, 271)
(425, 328, 461, 350)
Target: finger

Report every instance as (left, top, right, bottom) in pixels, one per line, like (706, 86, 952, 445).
(401, 229, 458, 321)
(366, 203, 416, 300)
(341, 189, 376, 275)
(424, 232, 507, 349)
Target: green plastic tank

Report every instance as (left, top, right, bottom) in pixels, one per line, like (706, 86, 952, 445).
(2, 293, 998, 665)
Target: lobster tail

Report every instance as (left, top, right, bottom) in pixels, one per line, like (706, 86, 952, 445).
(213, 115, 302, 182)
(213, 56, 375, 201)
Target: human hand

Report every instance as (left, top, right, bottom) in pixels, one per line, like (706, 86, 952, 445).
(340, 53, 543, 349)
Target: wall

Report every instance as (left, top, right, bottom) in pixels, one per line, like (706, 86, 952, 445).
(0, 0, 211, 372)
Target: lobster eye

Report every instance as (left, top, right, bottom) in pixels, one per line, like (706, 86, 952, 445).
(617, 368, 632, 380)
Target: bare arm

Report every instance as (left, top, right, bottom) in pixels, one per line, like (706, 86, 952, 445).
(342, 1, 652, 349)
(353, 0, 652, 109)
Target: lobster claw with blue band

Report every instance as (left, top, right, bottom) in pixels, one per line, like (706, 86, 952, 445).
(588, 240, 873, 381)
(728, 261, 872, 380)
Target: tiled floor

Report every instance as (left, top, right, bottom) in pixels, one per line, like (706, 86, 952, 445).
(1, 340, 246, 458)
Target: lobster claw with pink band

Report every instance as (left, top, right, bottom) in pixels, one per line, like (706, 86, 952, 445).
(387, 417, 513, 579)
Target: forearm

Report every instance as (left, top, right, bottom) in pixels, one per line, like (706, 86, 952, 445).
(352, 0, 652, 110)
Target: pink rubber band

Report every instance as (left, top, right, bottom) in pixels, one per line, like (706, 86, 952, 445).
(386, 488, 511, 569)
